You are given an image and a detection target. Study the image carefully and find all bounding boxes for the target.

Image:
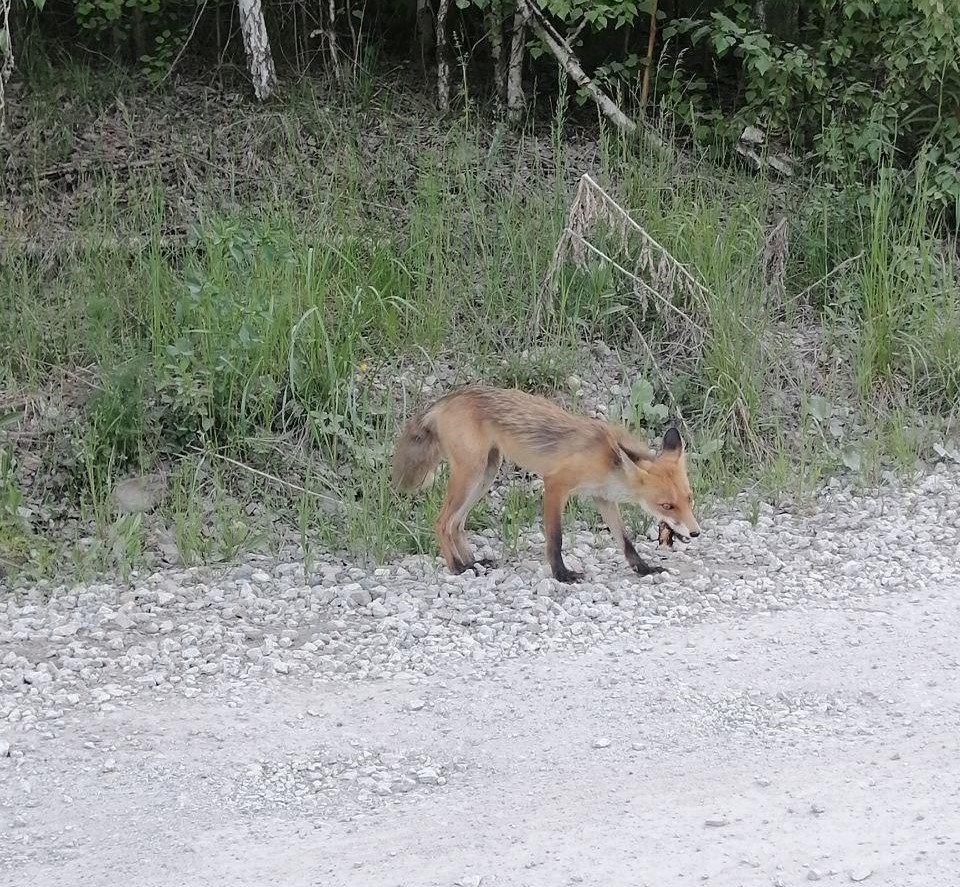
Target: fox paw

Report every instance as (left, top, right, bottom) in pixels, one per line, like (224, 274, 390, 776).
(632, 561, 666, 576)
(452, 558, 498, 576)
(553, 567, 584, 584)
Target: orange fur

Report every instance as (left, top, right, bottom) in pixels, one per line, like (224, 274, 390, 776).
(391, 386, 700, 582)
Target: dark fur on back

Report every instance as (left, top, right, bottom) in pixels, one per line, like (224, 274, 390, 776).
(391, 411, 441, 493)
(456, 386, 606, 455)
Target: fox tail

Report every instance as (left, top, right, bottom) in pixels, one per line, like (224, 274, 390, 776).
(391, 410, 442, 493)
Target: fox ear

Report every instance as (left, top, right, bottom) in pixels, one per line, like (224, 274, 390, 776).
(614, 445, 647, 473)
(617, 443, 647, 465)
(662, 427, 683, 454)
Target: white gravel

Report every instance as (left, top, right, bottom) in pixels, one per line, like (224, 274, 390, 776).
(1, 463, 959, 886)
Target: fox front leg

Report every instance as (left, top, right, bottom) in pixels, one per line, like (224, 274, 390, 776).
(595, 498, 665, 577)
(543, 476, 582, 583)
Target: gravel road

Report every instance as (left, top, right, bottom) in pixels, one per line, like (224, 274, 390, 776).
(2, 465, 959, 887)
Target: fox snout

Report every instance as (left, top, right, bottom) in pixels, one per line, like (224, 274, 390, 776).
(663, 511, 701, 540)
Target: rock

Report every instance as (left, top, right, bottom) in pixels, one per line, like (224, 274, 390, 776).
(591, 737, 612, 749)
(704, 817, 729, 828)
(394, 776, 417, 793)
(112, 474, 167, 514)
(52, 622, 81, 638)
(0, 739, 10, 757)
(416, 768, 440, 785)
(348, 587, 372, 607)
(849, 869, 873, 883)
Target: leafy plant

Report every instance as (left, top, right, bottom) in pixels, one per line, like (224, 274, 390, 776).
(665, 1, 960, 205)
(609, 377, 668, 429)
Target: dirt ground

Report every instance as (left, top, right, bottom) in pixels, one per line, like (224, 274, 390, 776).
(3, 571, 959, 887)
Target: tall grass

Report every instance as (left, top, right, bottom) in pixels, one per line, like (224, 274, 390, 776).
(1, 66, 958, 577)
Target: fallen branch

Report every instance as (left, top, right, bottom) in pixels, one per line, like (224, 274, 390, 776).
(791, 251, 864, 305)
(517, 0, 664, 154)
(192, 446, 340, 508)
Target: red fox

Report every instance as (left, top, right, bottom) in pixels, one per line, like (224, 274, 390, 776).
(391, 385, 700, 582)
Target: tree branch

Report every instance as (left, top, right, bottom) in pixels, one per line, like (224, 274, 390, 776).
(517, 0, 665, 154)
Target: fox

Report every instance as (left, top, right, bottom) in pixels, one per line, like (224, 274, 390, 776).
(391, 385, 701, 583)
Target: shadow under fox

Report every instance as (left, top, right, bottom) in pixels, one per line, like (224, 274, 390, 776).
(392, 386, 700, 582)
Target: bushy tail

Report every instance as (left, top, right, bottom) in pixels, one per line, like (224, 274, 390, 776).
(391, 411, 442, 494)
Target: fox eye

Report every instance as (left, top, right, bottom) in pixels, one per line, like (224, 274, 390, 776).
(661, 503, 674, 511)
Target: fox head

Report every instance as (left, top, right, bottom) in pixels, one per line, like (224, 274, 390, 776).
(617, 427, 701, 539)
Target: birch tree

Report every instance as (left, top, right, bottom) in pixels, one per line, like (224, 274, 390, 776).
(487, 0, 508, 115)
(436, 0, 451, 110)
(506, 8, 526, 124)
(0, 0, 13, 129)
(237, 0, 277, 101)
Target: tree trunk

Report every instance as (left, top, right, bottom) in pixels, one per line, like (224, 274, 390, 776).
(436, 0, 451, 111)
(237, 0, 278, 101)
(506, 8, 526, 125)
(131, 7, 146, 62)
(640, 0, 658, 107)
(488, 1, 507, 115)
(324, 0, 343, 83)
(416, 0, 434, 78)
(754, 0, 799, 40)
(0, 0, 13, 130)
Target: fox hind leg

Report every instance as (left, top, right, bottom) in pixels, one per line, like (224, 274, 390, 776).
(436, 448, 501, 574)
(468, 449, 503, 570)
(452, 448, 502, 572)
(435, 463, 476, 574)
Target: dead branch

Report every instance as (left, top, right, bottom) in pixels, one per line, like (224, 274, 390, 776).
(517, 0, 664, 154)
(192, 446, 340, 508)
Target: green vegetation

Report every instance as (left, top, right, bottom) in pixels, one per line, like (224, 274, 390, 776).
(1, 3, 959, 579)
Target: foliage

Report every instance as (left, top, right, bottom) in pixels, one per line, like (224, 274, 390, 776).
(2, 35, 959, 577)
(665, 1, 960, 204)
(12, 1, 960, 207)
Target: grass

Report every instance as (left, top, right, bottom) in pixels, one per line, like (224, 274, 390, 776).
(1, 59, 958, 579)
